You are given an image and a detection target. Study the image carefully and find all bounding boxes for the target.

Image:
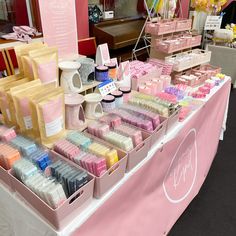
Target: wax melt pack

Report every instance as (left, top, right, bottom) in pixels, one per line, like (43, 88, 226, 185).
(53, 139, 107, 177)
(14, 42, 45, 75)
(33, 88, 65, 146)
(0, 143, 21, 170)
(13, 157, 89, 209)
(0, 78, 30, 126)
(66, 132, 119, 169)
(30, 47, 59, 86)
(0, 125, 17, 142)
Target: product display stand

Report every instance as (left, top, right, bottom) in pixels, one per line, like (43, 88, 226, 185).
(0, 77, 231, 236)
(132, 0, 160, 60)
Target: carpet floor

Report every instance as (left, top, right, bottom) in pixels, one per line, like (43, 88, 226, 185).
(169, 87, 236, 236)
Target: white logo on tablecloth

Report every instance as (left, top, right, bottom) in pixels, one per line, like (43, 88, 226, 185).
(163, 129, 198, 203)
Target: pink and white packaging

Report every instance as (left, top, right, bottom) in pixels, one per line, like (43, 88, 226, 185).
(96, 43, 111, 66)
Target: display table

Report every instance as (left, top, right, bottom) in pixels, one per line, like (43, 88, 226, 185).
(0, 78, 231, 236)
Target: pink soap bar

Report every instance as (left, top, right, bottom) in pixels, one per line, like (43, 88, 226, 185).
(0, 127, 17, 142)
(114, 124, 143, 146)
(198, 86, 210, 94)
(192, 91, 206, 99)
(98, 124, 110, 138)
(54, 139, 80, 160)
(94, 158, 107, 177)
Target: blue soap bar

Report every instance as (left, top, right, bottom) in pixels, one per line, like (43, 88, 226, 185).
(10, 136, 37, 156)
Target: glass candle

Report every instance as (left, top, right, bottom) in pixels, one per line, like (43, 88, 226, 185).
(101, 95, 116, 112)
(119, 87, 131, 102)
(95, 65, 109, 82)
(105, 62, 117, 80)
(111, 90, 123, 107)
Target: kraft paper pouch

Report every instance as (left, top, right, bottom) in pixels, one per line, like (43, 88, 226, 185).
(9, 80, 42, 130)
(20, 44, 48, 79)
(0, 75, 20, 114)
(29, 47, 59, 86)
(21, 56, 34, 80)
(35, 88, 65, 146)
(14, 42, 45, 75)
(14, 83, 56, 137)
(0, 78, 30, 126)
(0, 74, 22, 89)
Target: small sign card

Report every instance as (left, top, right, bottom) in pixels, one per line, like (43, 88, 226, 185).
(204, 16, 222, 30)
(38, 0, 78, 58)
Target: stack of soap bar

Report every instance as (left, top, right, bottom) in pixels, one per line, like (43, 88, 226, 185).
(103, 131, 133, 152)
(87, 121, 110, 138)
(54, 139, 80, 161)
(99, 114, 122, 128)
(54, 139, 108, 177)
(88, 142, 119, 168)
(10, 136, 37, 156)
(114, 123, 143, 146)
(78, 152, 107, 177)
(67, 132, 92, 149)
(27, 149, 52, 171)
(24, 172, 67, 209)
(13, 158, 38, 181)
(0, 126, 17, 142)
(50, 160, 89, 198)
(14, 159, 67, 209)
(111, 109, 153, 131)
(0, 143, 21, 170)
(120, 104, 160, 129)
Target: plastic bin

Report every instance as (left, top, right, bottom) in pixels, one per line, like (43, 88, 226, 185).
(175, 19, 192, 31)
(84, 129, 152, 173)
(10, 153, 95, 230)
(51, 142, 128, 199)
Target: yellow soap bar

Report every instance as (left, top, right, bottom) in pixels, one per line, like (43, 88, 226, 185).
(106, 149, 119, 168)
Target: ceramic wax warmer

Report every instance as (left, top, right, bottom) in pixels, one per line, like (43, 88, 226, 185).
(65, 93, 86, 130)
(59, 61, 83, 93)
(84, 93, 103, 120)
(77, 57, 95, 85)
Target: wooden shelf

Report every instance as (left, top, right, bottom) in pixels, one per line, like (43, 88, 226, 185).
(79, 81, 101, 95)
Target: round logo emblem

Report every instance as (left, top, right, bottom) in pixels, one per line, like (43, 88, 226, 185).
(163, 129, 198, 203)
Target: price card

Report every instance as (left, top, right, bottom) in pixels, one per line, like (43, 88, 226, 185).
(97, 80, 117, 96)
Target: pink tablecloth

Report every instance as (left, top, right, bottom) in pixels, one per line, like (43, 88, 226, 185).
(72, 80, 231, 236)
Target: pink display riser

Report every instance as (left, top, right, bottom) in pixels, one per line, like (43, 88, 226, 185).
(145, 19, 191, 35)
(175, 19, 192, 32)
(131, 68, 163, 91)
(0, 166, 14, 192)
(84, 128, 152, 173)
(156, 38, 188, 54)
(9, 152, 95, 231)
(155, 37, 201, 54)
(50, 145, 128, 199)
(194, 65, 221, 78)
(173, 70, 208, 87)
(190, 35, 202, 48)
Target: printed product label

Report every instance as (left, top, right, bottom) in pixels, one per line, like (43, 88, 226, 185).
(45, 116, 63, 137)
(23, 116, 33, 130)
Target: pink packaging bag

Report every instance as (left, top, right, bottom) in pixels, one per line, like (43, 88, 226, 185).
(38, 61, 57, 84)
